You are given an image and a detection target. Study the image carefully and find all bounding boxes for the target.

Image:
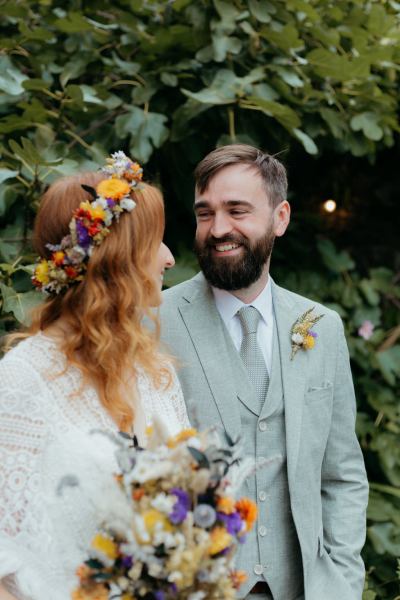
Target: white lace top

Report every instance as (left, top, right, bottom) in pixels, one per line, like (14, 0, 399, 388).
(0, 333, 190, 600)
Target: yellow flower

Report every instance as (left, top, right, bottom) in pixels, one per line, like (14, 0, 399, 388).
(143, 509, 173, 535)
(91, 533, 118, 560)
(89, 205, 106, 221)
(35, 260, 49, 284)
(52, 251, 65, 266)
(72, 584, 109, 600)
(304, 334, 315, 350)
(217, 496, 236, 514)
(97, 178, 130, 200)
(208, 526, 232, 555)
(167, 428, 198, 447)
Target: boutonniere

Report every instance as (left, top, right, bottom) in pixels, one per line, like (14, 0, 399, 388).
(290, 307, 324, 360)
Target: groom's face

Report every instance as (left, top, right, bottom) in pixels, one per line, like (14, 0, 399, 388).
(194, 163, 282, 291)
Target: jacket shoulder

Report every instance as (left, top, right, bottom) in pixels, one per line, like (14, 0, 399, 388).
(275, 284, 342, 329)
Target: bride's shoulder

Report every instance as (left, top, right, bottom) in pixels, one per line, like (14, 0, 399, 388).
(0, 332, 62, 391)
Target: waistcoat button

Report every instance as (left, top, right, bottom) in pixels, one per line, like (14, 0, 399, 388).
(258, 419, 267, 431)
(254, 564, 263, 575)
(259, 525, 267, 537)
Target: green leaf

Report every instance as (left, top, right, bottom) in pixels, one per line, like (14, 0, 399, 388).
(307, 49, 370, 81)
(376, 346, 400, 386)
(293, 129, 318, 154)
(0, 168, 18, 184)
(317, 239, 355, 273)
(368, 522, 400, 556)
(54, 12, 92, 33)
(248, 0, 271, 23)
(212, 35, 242, 62)
(350, 113, 384, 142)
(214, 0, 240, 28)
(241, 96, 301, 130)
(0, 57, 27, 95)
(0, 284, 42, 325)
(116, 107, 169, 162)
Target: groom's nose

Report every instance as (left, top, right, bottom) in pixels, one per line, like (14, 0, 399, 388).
(210, 212, 233, 239)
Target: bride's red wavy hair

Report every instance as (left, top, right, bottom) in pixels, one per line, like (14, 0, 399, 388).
(10, 171, 170, 431)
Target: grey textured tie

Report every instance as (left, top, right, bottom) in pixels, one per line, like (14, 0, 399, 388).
(237, 306, 270, 410)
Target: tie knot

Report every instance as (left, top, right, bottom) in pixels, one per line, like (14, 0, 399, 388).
(237, 305, 261, 335)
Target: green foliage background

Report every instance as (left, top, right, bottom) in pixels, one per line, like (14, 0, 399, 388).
(0, 1, 399, 597)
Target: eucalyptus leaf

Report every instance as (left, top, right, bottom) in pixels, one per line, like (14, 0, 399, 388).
(0, 284, 42, 325)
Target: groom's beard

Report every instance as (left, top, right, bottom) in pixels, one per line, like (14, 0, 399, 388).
(194, 228, 275, 291)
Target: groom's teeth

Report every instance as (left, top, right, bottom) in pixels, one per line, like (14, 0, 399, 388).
(215, 243, 239, 252)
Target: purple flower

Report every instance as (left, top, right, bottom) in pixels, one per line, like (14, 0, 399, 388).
(309, 330, 318, 338)
(169, 488, 190, 524)
(121, 555, 133, 568)
(169, 583, 178, 594)
(75, 219, 91, 249)
(217, 511, 243, 535)
(107, 198, 116, 209)
(154, 591, 165, 600)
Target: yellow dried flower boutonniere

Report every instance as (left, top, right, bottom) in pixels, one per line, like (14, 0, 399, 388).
(290, 307, 324, 360)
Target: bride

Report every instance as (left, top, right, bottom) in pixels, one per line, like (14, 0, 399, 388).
(0, 152, 190, 600)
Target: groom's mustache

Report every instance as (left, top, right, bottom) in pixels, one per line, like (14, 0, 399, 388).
(202, 234, 249, 249)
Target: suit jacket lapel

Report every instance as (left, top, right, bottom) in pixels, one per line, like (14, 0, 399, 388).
(178, 274, 242, 441)
(272, 280, 309, 486)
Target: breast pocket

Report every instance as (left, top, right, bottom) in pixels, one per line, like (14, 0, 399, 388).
(305, 382, 333, 404)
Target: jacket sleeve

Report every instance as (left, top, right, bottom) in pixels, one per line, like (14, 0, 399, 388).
(321, 314, 369, 598)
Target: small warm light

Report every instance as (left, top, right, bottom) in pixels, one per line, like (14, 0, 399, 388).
(322, 199, 337, 213)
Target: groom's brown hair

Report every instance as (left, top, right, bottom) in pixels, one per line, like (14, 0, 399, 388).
(194, 144, 287, 208)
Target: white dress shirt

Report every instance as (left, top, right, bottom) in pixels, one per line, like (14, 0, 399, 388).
(212, 277, 273, 373)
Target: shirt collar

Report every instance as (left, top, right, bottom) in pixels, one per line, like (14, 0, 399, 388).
(212, 277, 273, 326)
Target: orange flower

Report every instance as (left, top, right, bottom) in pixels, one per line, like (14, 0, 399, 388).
(97, 178, 130, 200)
(52, 251, 65, 266)
(217, 496, 235, 514)
(132, 487, 144, 501)
(75, 564, 91, 581)
(235, 498, 257, 531)
(124, 162, 143, 182)
(72, 584, 108, 600)
(230, 570, 248, 589)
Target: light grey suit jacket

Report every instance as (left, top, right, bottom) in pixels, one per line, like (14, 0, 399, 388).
(160, 273, 368, 600)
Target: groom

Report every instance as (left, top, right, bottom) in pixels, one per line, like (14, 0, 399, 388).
(160, 144, 368, 600)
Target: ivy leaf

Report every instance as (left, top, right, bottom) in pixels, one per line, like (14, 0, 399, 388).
(317, 239, 355, 273)
(350, 113, 384, 142)
(0, 284, 42, 325)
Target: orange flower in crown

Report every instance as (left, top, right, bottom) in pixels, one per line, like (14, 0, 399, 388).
(32, 151, 143, 295)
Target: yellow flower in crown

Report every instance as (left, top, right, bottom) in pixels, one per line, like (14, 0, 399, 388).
(124, 161, 143, 182)
(91, 533, 118, 560)
(35, 259, 50, 284)
(209, 526, 232, 555)
(96, 178, 130, 200)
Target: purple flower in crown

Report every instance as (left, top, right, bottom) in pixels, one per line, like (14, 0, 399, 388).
(169, 488, 190, 524)
(107, 198, 116, 209)
(217, 511, 243, 535)
(75, 219, 91, 249)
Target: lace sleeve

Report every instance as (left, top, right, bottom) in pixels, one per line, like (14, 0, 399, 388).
(0, 354, 50, 580)
(168, 365, 191, 430)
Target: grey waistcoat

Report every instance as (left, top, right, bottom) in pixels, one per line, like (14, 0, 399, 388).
(225, 316, 304, 600)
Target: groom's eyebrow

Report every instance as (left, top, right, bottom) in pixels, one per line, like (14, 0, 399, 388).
(193, 199, 253, 210)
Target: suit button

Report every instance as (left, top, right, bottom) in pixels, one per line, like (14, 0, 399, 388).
(254, 564, 263, 575)
(259, 490, 267, 502)
(259, 525, 267, 537)
(258, 420, 267, 431)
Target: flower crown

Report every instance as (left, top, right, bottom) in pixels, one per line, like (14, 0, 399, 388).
(32, 151, 143, 295)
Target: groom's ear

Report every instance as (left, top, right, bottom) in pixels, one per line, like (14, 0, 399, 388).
(273, 200, 291, 237)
